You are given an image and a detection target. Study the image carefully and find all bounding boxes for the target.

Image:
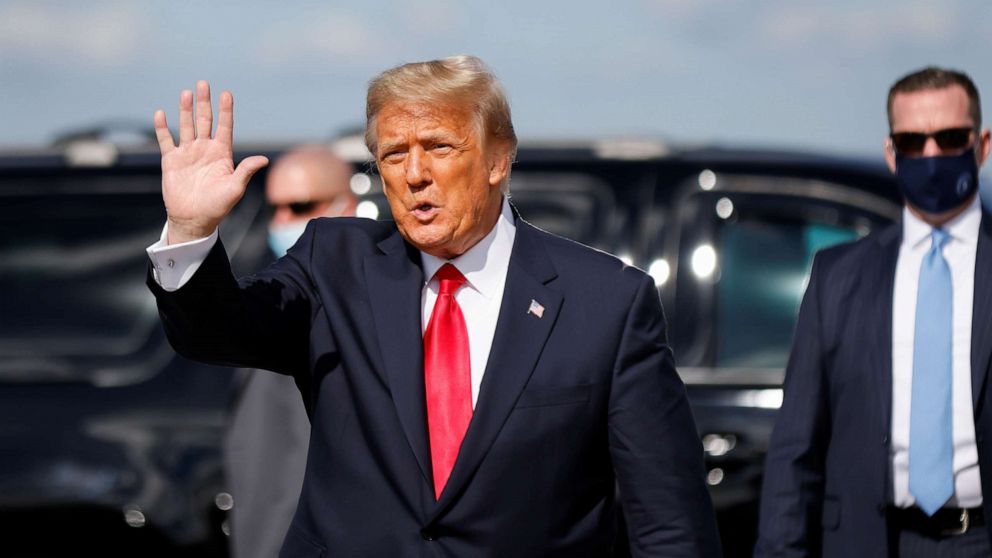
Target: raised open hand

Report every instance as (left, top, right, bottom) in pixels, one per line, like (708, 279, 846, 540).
(154, 81, 269, 244)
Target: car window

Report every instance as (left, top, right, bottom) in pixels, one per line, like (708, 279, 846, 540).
(0, 171, 264, 384)
(0, 183, 161, 353)
(504, 172, 618, 247)
(715, 218, 857, 368)
(355, 170, 623, 250)
(668, 174, 899, 374)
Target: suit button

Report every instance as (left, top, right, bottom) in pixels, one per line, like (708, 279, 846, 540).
(881, 434, 889, 445)
(420, 527, 438, 541)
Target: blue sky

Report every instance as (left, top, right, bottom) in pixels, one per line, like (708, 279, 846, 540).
(1, 0, 990, 159)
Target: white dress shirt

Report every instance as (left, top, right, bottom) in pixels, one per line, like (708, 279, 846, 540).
(891, 195, 982, 508)
(147, 227, 219, 291)
(420, 199, 515, 409)
(147, 199, 517, 409)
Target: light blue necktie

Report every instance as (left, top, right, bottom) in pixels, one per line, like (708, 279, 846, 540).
(909, 228, 954, 516)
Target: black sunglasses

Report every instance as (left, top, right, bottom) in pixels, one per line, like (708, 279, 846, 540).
(889, 127, 974, 156)
(268, 201, 319, 216)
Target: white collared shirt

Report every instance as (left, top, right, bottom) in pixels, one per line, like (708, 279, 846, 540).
(420, 199, 516, 409)
(891, 195, 981, 508)
(146, 227, 219, 291)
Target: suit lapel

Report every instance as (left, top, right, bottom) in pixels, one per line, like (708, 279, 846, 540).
(971, 212, 992, 410)
(869, 225, 901, 440)
(363, 230, 433, 484)
(431, 220, 562, 515)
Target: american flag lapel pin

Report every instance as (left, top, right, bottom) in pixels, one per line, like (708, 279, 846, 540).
(527, 299, 545, 318)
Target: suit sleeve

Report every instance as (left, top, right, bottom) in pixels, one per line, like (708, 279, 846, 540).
(146, 222, 319, 378)
(608, 273, 722, 558)
(754, 253, 831, 557)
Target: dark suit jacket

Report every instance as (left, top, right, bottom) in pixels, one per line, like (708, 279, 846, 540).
(223, 246, 312, 558)
(755, 210, 992, 557)
(148, 215, 721, 558)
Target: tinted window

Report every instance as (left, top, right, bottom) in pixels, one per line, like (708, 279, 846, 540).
(0, 171, 264, 384)
(505, 172, 620, 247)
(355, 170, 624, 249)
(715, 219, 857, 367)
(0, 181, 162, 355)
(669, 175, 899, 373)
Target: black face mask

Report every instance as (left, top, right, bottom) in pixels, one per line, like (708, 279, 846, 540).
(895, 149, 979, 213)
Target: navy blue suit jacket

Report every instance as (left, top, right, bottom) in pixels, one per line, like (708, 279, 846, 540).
(756, 210, 992, 557)
(148, 215, 720, 557)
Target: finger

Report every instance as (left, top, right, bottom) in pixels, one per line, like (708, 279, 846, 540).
(153, 110, 175, 154)
(216, 90, 234, 147)
(233, 155, 269, 186)
(179, 89, 194, 144)
(195, 80, 213, 139)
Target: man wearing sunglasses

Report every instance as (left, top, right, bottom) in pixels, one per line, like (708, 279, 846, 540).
(225, 145, 357, 558)
(264, 145, 358, 256)
(757, 67, 992, 557)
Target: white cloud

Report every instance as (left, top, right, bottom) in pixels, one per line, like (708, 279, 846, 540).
(0, 1, 150, 66)
(253, 11, 385, 66)
(760, 3, 959, 50)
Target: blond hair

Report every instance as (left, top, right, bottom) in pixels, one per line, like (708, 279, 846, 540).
(364, 55, 518, 162)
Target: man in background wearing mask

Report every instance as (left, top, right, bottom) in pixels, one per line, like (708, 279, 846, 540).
(224, 144, 356, 558)
(756, 67, 992, 557)
(264, 145, 358, 256)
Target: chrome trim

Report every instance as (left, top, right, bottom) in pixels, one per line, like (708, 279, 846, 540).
(709, 174, 901, 221)
(678, 366, 784, 386)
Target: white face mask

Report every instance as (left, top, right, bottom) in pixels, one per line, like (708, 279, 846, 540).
(267, 221, 309, 257)
(266, 197, 354, 256)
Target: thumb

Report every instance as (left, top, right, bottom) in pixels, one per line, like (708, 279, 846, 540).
(233, 155, 269, 186)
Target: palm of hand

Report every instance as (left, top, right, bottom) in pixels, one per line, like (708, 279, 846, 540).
(162, 139, 241, 224)
(154, 81, 268, 243)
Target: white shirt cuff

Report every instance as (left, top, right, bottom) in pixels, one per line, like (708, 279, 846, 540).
(146, 224, 219, 292)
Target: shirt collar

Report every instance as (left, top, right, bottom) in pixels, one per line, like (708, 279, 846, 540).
(420, 197, 516, 299)
(901, 194, 981, 249)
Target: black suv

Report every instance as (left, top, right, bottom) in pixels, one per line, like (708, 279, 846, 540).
(0, 135, 901, 556)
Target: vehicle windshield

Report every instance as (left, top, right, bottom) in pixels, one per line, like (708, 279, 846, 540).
(503, 171, 618, 247)
(0, 175, 167, 383)
(667, 174, 899, 375)
(360, 169, 624, 250)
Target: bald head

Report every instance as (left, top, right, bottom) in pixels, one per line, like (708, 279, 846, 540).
(266, 145, 357, 225)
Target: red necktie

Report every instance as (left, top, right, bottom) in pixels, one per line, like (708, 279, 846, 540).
(424, 263, 472, 500)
